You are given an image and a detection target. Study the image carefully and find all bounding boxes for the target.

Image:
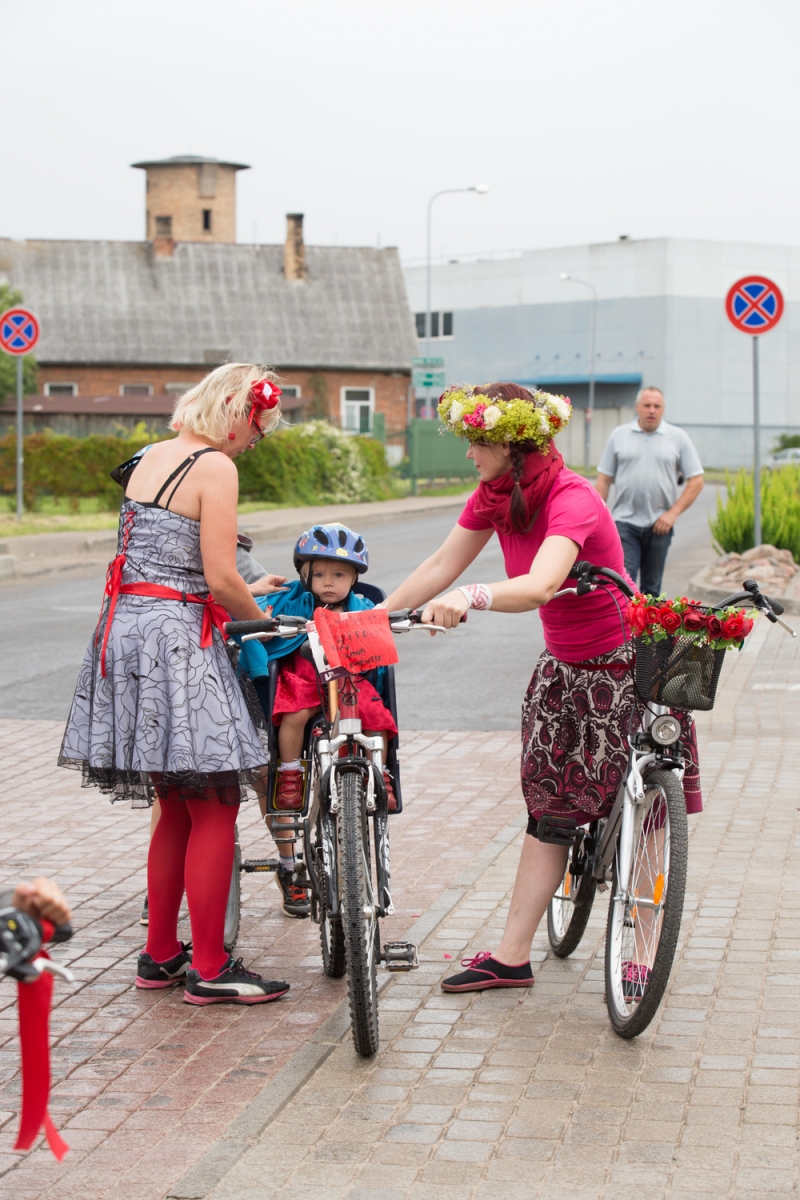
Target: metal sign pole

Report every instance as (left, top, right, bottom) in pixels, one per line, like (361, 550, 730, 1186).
(16, 356, 23, 522)
(752, 335, 761, 547)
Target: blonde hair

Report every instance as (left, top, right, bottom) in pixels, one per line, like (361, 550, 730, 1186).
(169, 363, 282, 443)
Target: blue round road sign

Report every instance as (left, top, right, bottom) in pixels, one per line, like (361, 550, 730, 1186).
(0, 307, 41, 355)
(725, 276, 784, 335)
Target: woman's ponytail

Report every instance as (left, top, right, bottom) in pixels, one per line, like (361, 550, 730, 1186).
(509, 442, 534, 533)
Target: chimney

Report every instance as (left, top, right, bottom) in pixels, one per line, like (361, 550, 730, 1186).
(132, 154, 250, 246)
(284, 213, 306, 282)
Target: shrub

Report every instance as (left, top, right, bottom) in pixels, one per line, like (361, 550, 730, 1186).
(774, 433, 800, 452)
(710, 467, 800, 560)
(0, 421, 397, 510)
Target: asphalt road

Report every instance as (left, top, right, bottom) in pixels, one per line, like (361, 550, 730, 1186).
(0, 484, 720, 728)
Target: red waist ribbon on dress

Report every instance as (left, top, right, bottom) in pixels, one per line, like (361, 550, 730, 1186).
(95, 513, 229, 677)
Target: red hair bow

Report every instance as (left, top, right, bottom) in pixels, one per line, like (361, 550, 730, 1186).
(249, 379, 282, 421)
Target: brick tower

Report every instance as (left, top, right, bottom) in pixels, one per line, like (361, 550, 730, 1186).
(132, 154, 249, 249)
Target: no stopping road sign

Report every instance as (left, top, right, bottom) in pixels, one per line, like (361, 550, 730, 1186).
(0, 307, 41, 355)
(725, 276, 784, 335)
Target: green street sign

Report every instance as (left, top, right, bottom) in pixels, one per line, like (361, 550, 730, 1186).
(411, 356, 445, 368)
(412, 369, 446, 389)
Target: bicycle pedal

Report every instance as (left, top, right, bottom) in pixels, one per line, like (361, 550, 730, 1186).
(242, 858, 279, 873)
(382, 941, 419, 971)
(535, 815, 579, 846)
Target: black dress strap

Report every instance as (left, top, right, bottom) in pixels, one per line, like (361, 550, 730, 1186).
(153, 447, 221, 510)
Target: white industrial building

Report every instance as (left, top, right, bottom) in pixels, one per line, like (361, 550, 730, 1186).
(403, 237, 800, 467)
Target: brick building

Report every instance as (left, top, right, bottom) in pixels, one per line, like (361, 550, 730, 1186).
(0, 155, 416, 454)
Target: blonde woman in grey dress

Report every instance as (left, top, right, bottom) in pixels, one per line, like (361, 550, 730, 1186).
(60, 364, 291, 1005)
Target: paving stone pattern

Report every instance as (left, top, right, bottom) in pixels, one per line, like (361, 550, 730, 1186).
(205, 619, 800, 1200)
(0, 724, 522, 1198)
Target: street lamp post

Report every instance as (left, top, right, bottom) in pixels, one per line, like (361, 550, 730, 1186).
(423, 186, 488, 414)
(560, 273, 597, 469)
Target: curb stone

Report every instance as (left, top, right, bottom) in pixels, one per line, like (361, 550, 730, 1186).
(166, 810, 526, 1200)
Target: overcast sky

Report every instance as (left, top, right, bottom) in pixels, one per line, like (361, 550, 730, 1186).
(3, 0, 799, 262)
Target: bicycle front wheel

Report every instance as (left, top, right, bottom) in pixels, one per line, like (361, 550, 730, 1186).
(339, 770, 380, 1057)
(547, 852, 597, 958)
(605, 769, 688, 1038)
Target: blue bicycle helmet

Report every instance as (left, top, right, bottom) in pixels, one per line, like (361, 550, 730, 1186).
(293, 523, 369, 576)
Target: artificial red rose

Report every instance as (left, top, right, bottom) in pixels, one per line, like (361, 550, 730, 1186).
(742, 618, 754, 636)
(628, 605, 648, 633)
(659, 608, 682, 634)
(706, 616, 723, 639)
(682, 608, 707, 632)
(721, 612, 746, 640)
(644, 605, 661, 627)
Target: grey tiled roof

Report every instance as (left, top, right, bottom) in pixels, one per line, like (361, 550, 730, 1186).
(0, 240, 416, 371)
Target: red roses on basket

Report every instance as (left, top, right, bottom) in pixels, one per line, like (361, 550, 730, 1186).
(626, 593, 755, 649)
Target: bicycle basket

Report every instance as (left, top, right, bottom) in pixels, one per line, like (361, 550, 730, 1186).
(633, 634, 726, 711)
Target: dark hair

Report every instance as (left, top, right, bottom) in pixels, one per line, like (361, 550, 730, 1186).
(474, 382, 539, 533)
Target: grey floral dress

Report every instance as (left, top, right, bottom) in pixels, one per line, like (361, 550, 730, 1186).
(59, 498, 269, 808)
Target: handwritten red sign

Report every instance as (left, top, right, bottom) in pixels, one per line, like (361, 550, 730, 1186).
(313, 608, 398, 674)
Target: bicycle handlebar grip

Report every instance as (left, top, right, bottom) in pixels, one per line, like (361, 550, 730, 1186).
(225, 619, 279, 636)
(765, 595, 785, 616)
(50, 923, 73, 944)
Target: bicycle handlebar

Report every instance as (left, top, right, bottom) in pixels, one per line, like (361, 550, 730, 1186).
(0, 908, 73, 982)
(569, 561, 636, 600)
(225, 609, 451, 640)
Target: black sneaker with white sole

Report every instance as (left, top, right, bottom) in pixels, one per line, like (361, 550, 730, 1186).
(139, 895, 149, 926)
(135, 942, 191, 989)
(276, 862, 311, 919)
(183, 957, 290, 1006)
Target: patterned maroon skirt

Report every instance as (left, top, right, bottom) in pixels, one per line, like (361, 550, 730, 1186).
(521, 648, 702, 824)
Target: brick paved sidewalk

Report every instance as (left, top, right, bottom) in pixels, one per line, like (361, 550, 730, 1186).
(0, 724, 523, 1199)
(202, 619, 800, 1200)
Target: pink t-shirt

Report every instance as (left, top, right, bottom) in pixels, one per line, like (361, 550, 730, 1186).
(458, 469, 632, 662)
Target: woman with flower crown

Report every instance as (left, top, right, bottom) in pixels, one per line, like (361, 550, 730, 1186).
(383, 382, 701, 993)
(59, 363, 293, 1005)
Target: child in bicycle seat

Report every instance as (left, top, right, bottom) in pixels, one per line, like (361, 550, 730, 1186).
(240, 523, 398, 917)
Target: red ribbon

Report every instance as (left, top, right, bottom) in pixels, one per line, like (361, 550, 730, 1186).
(116, 583, 230, 649)
(14, 930, 69, 1161)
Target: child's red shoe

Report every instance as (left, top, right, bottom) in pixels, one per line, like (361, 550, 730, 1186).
(275, 769, 304, 811)
(384, 769, 398, 813)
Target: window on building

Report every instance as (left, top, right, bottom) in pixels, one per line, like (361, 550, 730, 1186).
(155, 216, 172, 238)
(280, 386, 305, 424)
(165, 382, 194, 394)
(44, 382, 78, 396)
(413, 311, 454, 339)
(341, 387, 374, 434)
(202, 209, 212, 232)
(120, 384, 153, 396)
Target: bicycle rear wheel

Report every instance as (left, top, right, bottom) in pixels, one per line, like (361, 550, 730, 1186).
(605, 769, 688, 1038)
(339, 770, 380, 1056)
(224, 824, 242, 954)
(547, 848, 597, 958)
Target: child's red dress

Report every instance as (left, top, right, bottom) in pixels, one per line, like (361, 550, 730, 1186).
(272, 651, 397, 735)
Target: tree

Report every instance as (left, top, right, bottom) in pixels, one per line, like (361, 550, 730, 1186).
(0, 283, 38, 404)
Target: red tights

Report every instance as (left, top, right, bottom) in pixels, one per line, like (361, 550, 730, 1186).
(145, 790, 239, 980)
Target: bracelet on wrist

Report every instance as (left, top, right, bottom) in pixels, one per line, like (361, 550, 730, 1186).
(457, 584, 493, 611)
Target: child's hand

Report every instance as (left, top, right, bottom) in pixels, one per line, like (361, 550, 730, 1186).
(248, 574, 288, 596)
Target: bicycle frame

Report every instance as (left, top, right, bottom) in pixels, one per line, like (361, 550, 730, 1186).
(312, 675, 394, 920)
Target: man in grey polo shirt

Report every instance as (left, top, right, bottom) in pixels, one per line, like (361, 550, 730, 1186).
(596, 386, 704, 596)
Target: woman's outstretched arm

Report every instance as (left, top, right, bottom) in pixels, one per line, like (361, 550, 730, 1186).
(382, 524, 493, 612)
(422, 535, 580, 626)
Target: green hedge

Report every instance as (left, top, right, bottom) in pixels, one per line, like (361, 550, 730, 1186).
(0, 421, 397, 510)
(710, 466, 800, 560)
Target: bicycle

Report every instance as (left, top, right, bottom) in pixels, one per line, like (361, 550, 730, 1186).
(545, 563, 794, 1038)
(225, 606, 446, 1056)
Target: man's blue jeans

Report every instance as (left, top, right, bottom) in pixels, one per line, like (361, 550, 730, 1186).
(615, 521, 674, 597)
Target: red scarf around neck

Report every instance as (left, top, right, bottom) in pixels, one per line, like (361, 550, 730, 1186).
(471, 443, 564, 536)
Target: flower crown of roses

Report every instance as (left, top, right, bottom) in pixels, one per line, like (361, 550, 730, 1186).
(437, 384, 572, 448)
